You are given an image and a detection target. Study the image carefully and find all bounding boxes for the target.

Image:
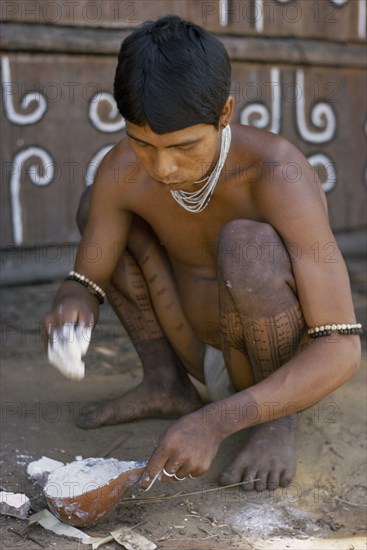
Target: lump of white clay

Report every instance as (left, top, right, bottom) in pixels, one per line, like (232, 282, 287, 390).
(44, 457, 146, 499)
(47, 324, 92, 380)
(0, 491, 31, 518)
(27, 456, 64, 487)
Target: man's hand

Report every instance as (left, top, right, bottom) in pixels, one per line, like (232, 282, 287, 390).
(139, 408, 223, 490)
(42, 280, 99, 348)
(41, 281, 101, 380)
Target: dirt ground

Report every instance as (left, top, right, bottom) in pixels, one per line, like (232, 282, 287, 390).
(1, 257, 366, 549)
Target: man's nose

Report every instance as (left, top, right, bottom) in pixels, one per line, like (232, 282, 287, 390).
(153, 150, 177, 180)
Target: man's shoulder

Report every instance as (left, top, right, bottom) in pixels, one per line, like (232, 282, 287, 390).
(235, 124, 311, 189)
(234, 123, 298, 165)
(101, 134, 137, 171)
(94, 134, 144, 190)
(232, 124, 324, 211)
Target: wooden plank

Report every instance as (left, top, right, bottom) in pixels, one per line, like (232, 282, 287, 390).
(0, 0, 214, 28)
(0, 22, 130, 55)
(220, 35, 367, 68)
(0, 245, 77, 285)
(1, 0, 366, 42)
(1, 22, 366, 68)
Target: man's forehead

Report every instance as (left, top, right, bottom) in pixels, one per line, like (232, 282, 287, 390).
(125, 121, 214, 147)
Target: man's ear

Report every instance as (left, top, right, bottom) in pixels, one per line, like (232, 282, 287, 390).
(220, 96, 235, 128)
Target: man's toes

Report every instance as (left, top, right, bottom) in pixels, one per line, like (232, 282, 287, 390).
(218, 458, 247, 487)
(241, 471, 258, 491)
(218, 468, 240, 487)
(76, 413, 101, 429)
(267, 470, 282, 491)
(76, 403, 108, 429)
(254, 471, 268, 492)
(279, 469, 294, 487)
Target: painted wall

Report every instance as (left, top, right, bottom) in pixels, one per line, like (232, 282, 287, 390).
(1, 0, 366, 253)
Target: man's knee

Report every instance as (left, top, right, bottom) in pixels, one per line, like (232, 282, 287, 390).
(218, 219, 283, 261)
(76, 186, 92, 234)
(219, 218, 282, 241)
(217, 219, 291, 284)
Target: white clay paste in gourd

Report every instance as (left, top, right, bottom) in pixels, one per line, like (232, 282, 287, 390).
(44, 458, 145, 498)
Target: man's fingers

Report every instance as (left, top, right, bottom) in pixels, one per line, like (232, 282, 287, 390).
(160, 460, 186, 480)
(141, 459, 196, 490)
(55, 304, 79, 325)
(139, 450, 167, 491)
(141, 469, 162, 492)
(43, 303, 93, 346)
(172, 465, 197, 480)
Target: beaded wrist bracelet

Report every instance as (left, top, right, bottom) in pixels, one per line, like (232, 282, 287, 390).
(308, 323, 363, 339)
(65, 270, 106, 305)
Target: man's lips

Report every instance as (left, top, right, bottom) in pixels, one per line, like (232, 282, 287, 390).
(154, 179, 188, 190)
(153, 177, 208, 191)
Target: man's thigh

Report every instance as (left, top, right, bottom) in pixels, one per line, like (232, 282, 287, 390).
(126, 215, 207, 380)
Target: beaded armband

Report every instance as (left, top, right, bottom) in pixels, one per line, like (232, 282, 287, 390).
(65, 270, 106, 305)
(308, 323, 363, 339)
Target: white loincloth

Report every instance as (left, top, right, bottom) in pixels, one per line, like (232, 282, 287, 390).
(203, 345, 236, 401)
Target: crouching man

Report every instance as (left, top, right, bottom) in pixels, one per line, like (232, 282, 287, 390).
(44, 16, 362, 492)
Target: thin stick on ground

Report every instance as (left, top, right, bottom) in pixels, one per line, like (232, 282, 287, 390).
(118, 478, 261, 506)
(99, 432, 132, 458)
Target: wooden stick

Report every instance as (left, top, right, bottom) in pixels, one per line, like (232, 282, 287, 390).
(118, 478, 261, 505)
(100, 432, 132, 458)
(11, 529, 46, 548)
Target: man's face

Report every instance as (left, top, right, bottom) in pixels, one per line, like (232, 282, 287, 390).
(125, 122, 221, 191)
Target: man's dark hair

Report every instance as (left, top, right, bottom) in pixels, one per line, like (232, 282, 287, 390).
(114, 15, 231, 134)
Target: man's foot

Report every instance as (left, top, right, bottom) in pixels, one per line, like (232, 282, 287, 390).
(219, 417, 297, 491)
(76, 379, 203, 429)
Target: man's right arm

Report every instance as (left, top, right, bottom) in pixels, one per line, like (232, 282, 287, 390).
(43, 145, 133, 336)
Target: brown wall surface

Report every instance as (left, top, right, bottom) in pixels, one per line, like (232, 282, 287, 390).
(1, 0, 366, 256)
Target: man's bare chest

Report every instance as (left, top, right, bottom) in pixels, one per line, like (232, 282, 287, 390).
(132, 189, 260, 268)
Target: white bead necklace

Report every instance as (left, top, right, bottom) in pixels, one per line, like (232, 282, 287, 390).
(170, 125, 232, 213)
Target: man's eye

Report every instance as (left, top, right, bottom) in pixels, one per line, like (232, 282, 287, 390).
(177, 145, 194, 151)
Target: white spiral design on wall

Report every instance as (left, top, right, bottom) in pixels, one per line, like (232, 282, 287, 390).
(240, 68, 281, 134)
(11, 147, 54, 245)
(295, 70, 337, 144)
(1, 56, 47, 125)
(88, 92, 125, 133)
(85, 145, 114, 186)
(254, 0, 263, 32)
(358, 0, 366, 38)
(219, 0, 228, 26)
(308, 153, 337, 193)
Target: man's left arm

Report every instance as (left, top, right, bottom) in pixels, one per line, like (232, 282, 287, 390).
(236, 145, 361, 423)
